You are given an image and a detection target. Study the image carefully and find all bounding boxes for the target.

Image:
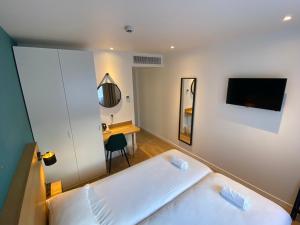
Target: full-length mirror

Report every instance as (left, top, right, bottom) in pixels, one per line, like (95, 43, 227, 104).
(178, 78, 196, 145)
(97, 73, 122, 108)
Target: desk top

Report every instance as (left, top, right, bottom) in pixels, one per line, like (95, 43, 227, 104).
(102, 121, 140, 142)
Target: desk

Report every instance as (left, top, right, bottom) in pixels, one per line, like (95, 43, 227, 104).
(102, 121, 140, 155)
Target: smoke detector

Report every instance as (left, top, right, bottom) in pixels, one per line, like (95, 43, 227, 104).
(124, 25, 134, 33)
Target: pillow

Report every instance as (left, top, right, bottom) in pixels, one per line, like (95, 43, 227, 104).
(47, 185, 98, 225)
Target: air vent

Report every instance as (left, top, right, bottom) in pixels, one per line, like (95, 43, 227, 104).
(133, 55, 163, 66)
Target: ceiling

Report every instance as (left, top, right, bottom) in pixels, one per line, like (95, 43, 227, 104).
(0, 0, 299, 53)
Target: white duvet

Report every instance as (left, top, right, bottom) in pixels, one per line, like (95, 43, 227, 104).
(90, 149, 212, 225)
(140, 173, 292, 225)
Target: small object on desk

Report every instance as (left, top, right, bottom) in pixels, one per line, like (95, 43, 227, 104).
(46, 180, 62, 198)
(101, 123, 107, 131)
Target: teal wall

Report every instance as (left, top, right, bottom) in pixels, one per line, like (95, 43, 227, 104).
(0, 27, 34, 209)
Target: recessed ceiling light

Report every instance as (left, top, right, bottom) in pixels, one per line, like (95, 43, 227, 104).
(170, 46, 175, 49)
(283, 15, 292, 22)
(109, 47, 114, 50)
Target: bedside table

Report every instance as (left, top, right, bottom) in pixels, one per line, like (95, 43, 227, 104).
(46, 180, 62, 198)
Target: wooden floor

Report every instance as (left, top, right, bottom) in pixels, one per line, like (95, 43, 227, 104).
(105, 130, 299, 224)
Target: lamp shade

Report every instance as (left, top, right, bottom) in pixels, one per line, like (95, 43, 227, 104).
(42, 151, 57, 166)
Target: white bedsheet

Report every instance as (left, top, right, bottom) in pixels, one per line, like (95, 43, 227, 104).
(140, 173, 292, 225)
(90, 149, 212, 225)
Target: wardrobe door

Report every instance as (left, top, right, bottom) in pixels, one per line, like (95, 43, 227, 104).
(58, 49, 106, 183)
(13, 47, 80, 188)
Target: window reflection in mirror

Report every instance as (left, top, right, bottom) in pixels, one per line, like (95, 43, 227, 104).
(178, 78, 196, 145)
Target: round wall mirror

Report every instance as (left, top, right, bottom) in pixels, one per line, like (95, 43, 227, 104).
(97, 83, 121, 108)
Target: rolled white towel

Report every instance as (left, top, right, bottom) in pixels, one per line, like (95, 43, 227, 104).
(220, 186, 250, 211)
(170, 156, 189, 170)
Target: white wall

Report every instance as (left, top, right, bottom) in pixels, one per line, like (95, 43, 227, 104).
(93, 50, 135, 125)
(93, 50, 135, 151)
(136, 30, 300, 206)
(132, 68, 141, 126)
(93, 51, 163, 153)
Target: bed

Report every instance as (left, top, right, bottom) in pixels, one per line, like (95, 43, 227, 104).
(1, 144, 292, 225)
(139, 173, 292, 225)
(48, 149, 213, 225)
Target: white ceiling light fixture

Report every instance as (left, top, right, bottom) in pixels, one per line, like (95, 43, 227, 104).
(109, 47, 114, 50)
(170, 45, 175, 49)
(282, 15, 292, 22)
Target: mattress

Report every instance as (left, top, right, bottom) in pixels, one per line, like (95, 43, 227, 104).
(90, 149, 212, 225)
(140, 173, 292, 225)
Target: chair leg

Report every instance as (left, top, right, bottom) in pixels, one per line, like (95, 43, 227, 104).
(108, 151, 112, 174)
(106, 150, 108, 161)
(120, 149, 124, 157)
(122, 148, 130, 167)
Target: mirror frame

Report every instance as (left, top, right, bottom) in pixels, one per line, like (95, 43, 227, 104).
(97, 82, 122, 108)
(178, 78, 197, 145)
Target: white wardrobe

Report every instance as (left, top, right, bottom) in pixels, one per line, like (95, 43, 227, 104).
(14, 46, 106, 189)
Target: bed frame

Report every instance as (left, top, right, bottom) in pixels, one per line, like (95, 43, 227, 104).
(0, 143, 47, 225)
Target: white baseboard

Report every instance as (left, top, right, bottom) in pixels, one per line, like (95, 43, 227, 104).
(141, 128, 292, 211)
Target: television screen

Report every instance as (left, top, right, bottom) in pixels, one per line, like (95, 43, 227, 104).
(226, 78, 287, 111)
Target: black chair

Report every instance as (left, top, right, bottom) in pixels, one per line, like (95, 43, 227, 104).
(105, 133, 130, 173)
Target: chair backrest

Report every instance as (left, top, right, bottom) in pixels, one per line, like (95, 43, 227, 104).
(105, 133, 127, 151)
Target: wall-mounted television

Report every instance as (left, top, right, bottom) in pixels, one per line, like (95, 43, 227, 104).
(226, 78, 287, 111)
